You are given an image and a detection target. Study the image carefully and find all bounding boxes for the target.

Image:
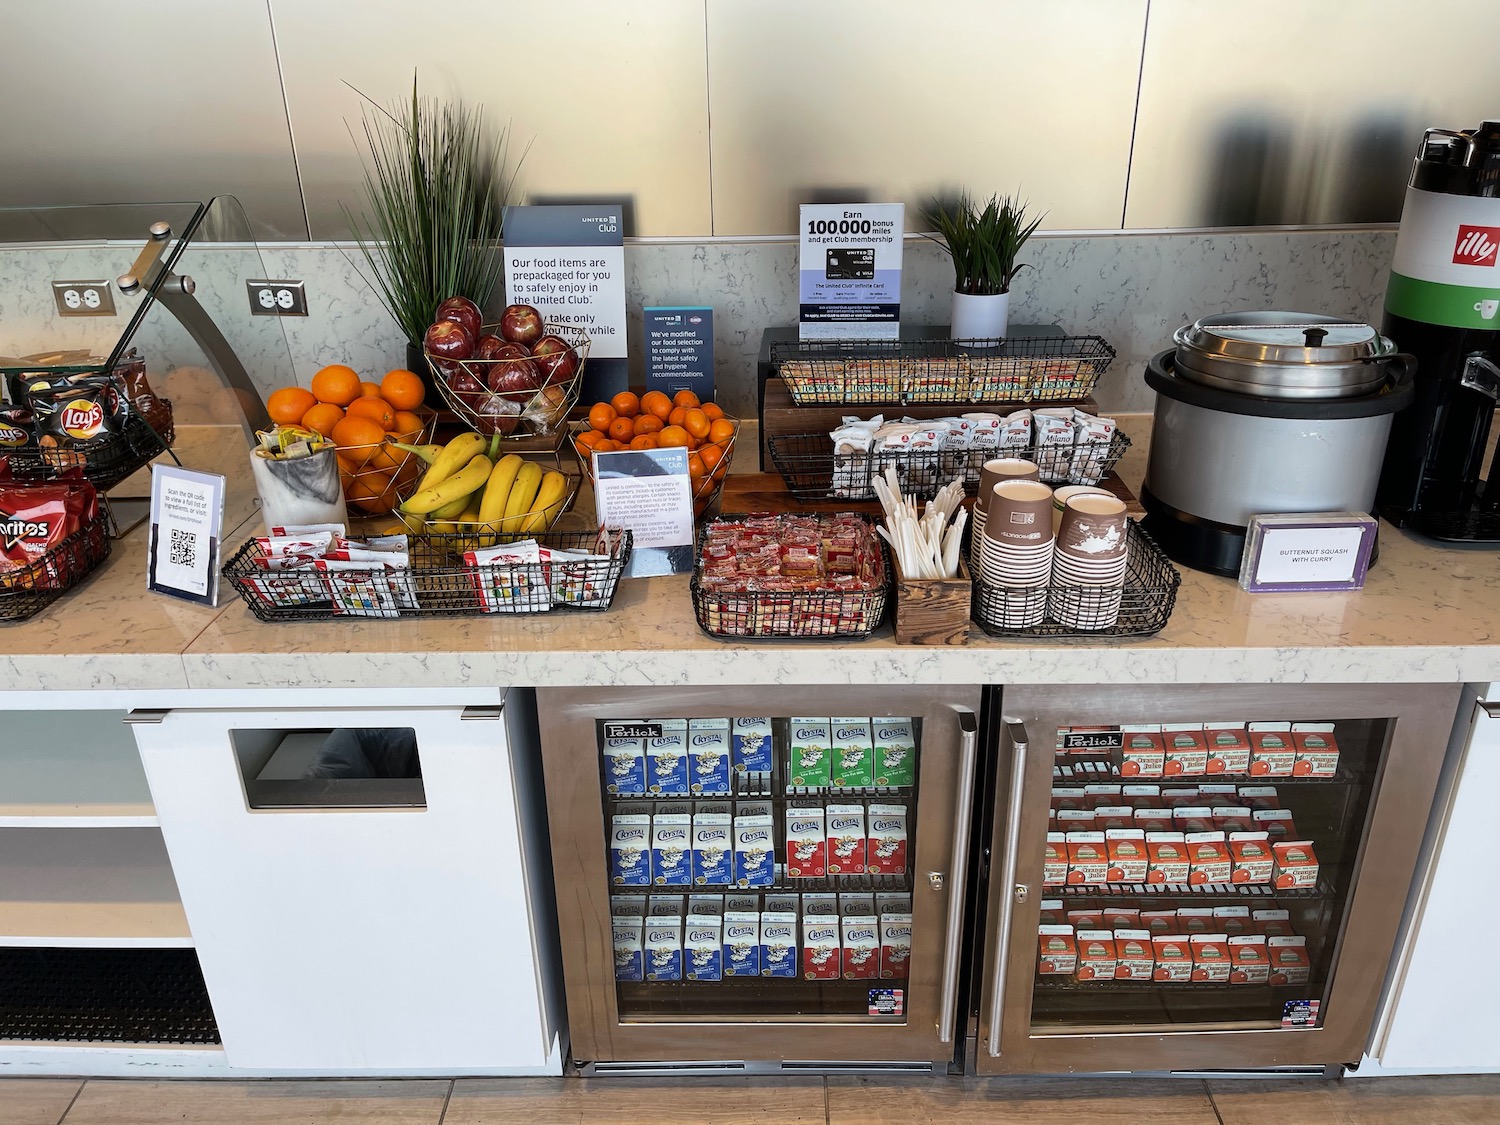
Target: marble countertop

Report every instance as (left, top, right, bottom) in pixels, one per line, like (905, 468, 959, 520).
(3, 420, 1498, 694)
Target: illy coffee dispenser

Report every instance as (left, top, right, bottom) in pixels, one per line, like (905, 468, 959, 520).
(1377, 121, 1500, 542)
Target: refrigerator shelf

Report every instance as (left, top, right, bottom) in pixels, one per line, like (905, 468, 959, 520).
(1033, 976, 1311, 995)
(1052, 758, 1362, 788)
(615, 872, 915, 897)
(1051, 879, 1333, 900)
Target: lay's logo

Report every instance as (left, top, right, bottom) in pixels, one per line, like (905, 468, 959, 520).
(59, 399, 104, 440)
(0, 424, 28, 447)
(1453, 224, 1500, 267)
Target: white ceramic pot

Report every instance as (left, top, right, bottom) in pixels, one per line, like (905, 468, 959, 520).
(950, 290, 1009, 340)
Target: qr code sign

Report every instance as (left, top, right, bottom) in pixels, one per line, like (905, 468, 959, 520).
(169, 528, 197, 568)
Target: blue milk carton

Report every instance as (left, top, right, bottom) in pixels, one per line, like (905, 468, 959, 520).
(602, 735, 647, 795)
(651, 813, 692, 886)
(692, 813, 734, 886)
(644, 917, 682, 981)
(734, 814, 775, 887)
(684, 913, 723, 981)
(609, 815, 652, 886)
(723, 910, 761, 977)
(688, 718, 732, 795)
(646, 719, 690, 796)
(612, 915, 644, 981)
(760, 910, 799, 978)
(732, 717, 774, 774)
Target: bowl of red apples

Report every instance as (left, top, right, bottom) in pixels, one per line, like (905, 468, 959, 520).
(422, 297, 589, 437)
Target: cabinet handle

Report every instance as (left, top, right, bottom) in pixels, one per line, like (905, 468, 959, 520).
(461, 704, 505, 721)
(123, 709, 171, 725)
(938, 709, 980, 1044)
(1479, 700, 1499, 719)
(988, 718, 1029, 1057)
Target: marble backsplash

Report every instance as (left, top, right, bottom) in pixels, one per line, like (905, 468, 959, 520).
(0, 228, 1396, 420)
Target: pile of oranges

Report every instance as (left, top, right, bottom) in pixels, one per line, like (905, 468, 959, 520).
(575, 389, 736, 510)
(265, 364, 429, 515)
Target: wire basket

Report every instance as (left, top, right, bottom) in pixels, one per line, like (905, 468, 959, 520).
(427, 322, 589, 438)
(573, 419, 739, 519)
(768, 430, 1131, 504)
(0, 502, 112, 622)
(222, 530, 631, 622)
(690, 514, 891, 640)
(4, 402, 173, 492)
(970, 521, 1180, 639)
(772, 336, 1116, 406)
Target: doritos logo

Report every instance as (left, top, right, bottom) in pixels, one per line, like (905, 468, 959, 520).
(0, 518, 50, 551)
(1453, 225, 1500, 267)
(59, 400, 104, 440)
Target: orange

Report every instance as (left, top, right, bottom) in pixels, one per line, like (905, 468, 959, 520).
(380, 369, 426, 412)
(595, 439, 621, 453)
(575, 430, 602, 450)
(633, 414, 664, 436)
(346, 396, 397, 430)
(588, 402, 617, 433)
(687, 452, 706, 478)
(699, 443, 725, 474)
(708, 418, 736, 445)
(347, 471, 398, 514)
(668, 405, 688, 428)
(611, 391, 640, 418)
(311, 364, 362, 406)
(641, 391, 673, 421)
(268, 386, 317, 425)
(608, 416, 636, 443)
(673, 389, 701, 409)
(331, 414, 387, 452)
(359, 380, 383, 398)
(682, 408, 710, 440)
(391, 410, 424, 441)
(701, 402, 725, 421)
(658, 424, 691, 449)
(300, 401, 345, 438)
(629, 434, 659, 451)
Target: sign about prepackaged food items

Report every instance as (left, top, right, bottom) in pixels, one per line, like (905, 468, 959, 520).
(593, 446, 695, 578)
(644, 306, 714, 400)
(798, 203, 904, 340)
(503, 205, 627, 402)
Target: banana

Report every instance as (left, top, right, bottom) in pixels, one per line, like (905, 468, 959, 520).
(502, 461, 544, 528)
(431, 493, 472, 520)
(391, 442, 443, 466)
(520, 470, 569, 533)
(416, 433, 487, 492)
(479, 454, 524, 524)
(400, 454, 493, 515)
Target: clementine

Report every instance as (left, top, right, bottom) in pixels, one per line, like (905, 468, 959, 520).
(672, 389, 701, 409)
(300, 401, 345, 438)
(641, 391, 673, 421)
(310, 364, 362, 406)
(267, 386, 317, 425)
(611, 391, 640, 418)
(588, 403, 617, 433)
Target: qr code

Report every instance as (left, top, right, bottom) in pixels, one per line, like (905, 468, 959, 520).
(169, 528, 197, 567)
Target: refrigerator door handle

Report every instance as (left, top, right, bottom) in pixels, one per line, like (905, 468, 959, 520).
(987, 718, 1030, 1057)
(938, 709, 980, 1044)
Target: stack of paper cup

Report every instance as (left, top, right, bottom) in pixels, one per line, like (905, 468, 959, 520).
(971, 458, 1040, 549)
(1050, 485, 1114, 536)
(1049, 493, 1130, 630)
(977, 479, 1054, 628)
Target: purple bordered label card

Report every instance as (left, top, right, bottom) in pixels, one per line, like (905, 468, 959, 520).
(1238, 512, 1379, 594)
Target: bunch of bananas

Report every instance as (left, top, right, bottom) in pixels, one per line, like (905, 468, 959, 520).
(395, 433, 569, 543)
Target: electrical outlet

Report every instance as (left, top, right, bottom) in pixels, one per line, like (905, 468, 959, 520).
(52, 281, 115, 316)
(247, 279, 308, 316)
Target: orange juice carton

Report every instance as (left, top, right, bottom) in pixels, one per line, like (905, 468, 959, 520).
(788, 718, 832, 788)
(1104, 906, 1141, 931)
(1048, 809, 1056, 829)
(1038, 898, 1064, 926)
(646, 719, 690, 795)
(1228, 934, 1270, 984)
(723, 910, 760, 977)
(1085, 784, 1123, 809)
(1119, 724, 1165, 778)
(733, 814, 775, 887)
(803, 916, 841, 980)
(652, 813, 693, 886)
(1292, 722, 1340, 778)
(1123, 784, 1162, 808)
(880, 912, 913, 978)
(685, 913, 723, 981)
(1254, 908, 1294, 937)
(1253, 808, 1298, 841)
(1096, 806, 1135, 831)
(1105, 829, 1149, 882)
(1268, 934, 1311, 984)
(1190, 933, 1232, 982)
(1239, 785, 1281, 810)
(731, 716, 774, 774)
(1228, 831, 1274, 884)
(1075, 929, 1118, 981)
(613, 914, 644, 981)
(1146, 831, 1189, 883)
(1037, 924, 1078, 975)
(692, 814, 734, 886)
(830, 718, 875, 788)
(1203, 721, 1251, 775)
(644, 916, 683, 981)
(688, 894, 724, 917)
(839, 892, 876, 918)
(610, 814, 652, 886)
(872, 717, 917, 787)
(1044, 832, 1068, 885)
(1213, 905, 1253, 937)
(1065, 831, 1109, 884)
(648, 894, 684, 918)
(612, 894, 646, 918)
(876, 892, 912, 916)
(802, 892, 839, 916)
(1248, 721, 1295, 777)
(1050, 786, 1087, 811)
(1135, 807, 1174, 831)
(1161, 787, 1201, 808)
(1162, 724, 1208, 777)
(1142, 909, 1179, 936)
(1114, 929, 1155, 980)
(1272, 840, 1320, 889)
(1186, 831, 1232, 885)
(1153, 935, 1194, 980)
(603, 733, 647, 795)
(867, 804, 909, 875)
(785, 807, 826, 878)
(725, 892, 760, 913)
(1057, 809, 1097, 831)
(687, 718, 732, 796)
(1214, 806, 1254, 833)
(1178, 907, 1214, 935)
(1066, 908, 1105, 930)
(1173, 805, 1214, 833)
(1199, 782, 1238, 801)
(760, 910, 798, 977)
(842, 914, 881, 979)
(764, 892, 799, 915)
(826, 804, 867, 874)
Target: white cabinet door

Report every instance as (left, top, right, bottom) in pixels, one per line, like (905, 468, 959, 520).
(133, 705, 556, 1071)
(1376, 686, 1500, 1072)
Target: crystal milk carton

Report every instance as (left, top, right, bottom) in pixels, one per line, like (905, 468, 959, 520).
(613, 915, 644, 981)
(880, 912, 913, 978)
(687, 718, 731, 795)
(867, 804, 909, 875)
(785, 807, 827, 877)
(648, 894, 684, 918)
(733, 814, 775, 887)
(731, 717, 773, 774)
(760, 911, 798, 977)
(646, 719, 690, 795)
(830, 718, 875, 788)
(684, 914, 723, 981)
(764, 892, 799, 915)
(610, 814, 652, 886)
(651, 813, 692, 886)
(691, 812, 733, 886)
(603, 735, 647, 795)
(872, 718, 917, 787)
(802, 892, 838, 916)
(877, 892, 913, 917)
(803, 916, 842, 980)
(725, 892, 760, 913)
(612, 894, 646, 918)
(723, 911, 760, 977)
(644, 917, 682, 981)
(838, 892, 876, 918)
(788, 719, 833, 788)
(826, 804, 867, 874)
(842, 915, 881, 979)
(688, 894, 724, 917)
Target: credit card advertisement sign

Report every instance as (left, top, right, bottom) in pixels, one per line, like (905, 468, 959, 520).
(799, 204, 903, 340)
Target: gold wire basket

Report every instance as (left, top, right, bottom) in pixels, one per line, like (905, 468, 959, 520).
(427, 322, 590, 438)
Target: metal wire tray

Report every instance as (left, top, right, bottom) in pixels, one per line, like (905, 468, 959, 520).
(0, 503, 112, 622)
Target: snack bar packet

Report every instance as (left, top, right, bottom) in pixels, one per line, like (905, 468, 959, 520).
(547, 538, 623, 607)
(1068, 411, 1118, 485)
(315, 559, 419, 618)
(465, 539, 549, 613)
(936, 416, 975, 450)
(254, 531, 336, 559)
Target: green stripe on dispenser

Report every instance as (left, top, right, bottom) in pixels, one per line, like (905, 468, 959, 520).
(1386, 272, 1500, 329)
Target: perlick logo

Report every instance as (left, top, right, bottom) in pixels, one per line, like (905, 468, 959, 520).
(1453, 225, 1500, 267)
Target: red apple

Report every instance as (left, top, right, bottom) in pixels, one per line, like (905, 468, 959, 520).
(472, 333, 510, 361)
(487, 356, 541, 396)
(446, 366, 487, 406)
(532, 334, 578, 385)
(499, 303, 544, 346)
(434, 296, 482, 341)
(424, 319, 473, 376)
(472, 393, 521, 435)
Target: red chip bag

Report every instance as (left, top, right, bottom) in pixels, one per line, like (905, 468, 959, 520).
(0, 466, 99, 579)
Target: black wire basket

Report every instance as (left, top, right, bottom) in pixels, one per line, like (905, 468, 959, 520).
(768, 430, 1131, 504)
(0, 502, 112, 623)
(4, 404, 174, 493)
(223, 530, 631, 622)
(970, 521, 1180, 639)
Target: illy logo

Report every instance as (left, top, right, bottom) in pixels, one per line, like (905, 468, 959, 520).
(1453, 225, 1500, 267)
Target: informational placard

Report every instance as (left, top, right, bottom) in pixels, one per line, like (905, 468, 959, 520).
(798, 203, 904, 340)
(147, 464, 226, 606)
(1239, 512, 1378, 594)
(503, 205, 627, 402)
(644, 307, 714, 400)
(593, 446, 695, 578)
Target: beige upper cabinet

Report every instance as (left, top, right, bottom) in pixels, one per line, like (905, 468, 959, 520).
(1127, 0, 1500, 230)
(273, 0, 712, 240)
(705, 0, 1148, 236)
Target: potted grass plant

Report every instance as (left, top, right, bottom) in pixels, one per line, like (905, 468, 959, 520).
(343, 77, 522, 373)
(924, 192, 1044, 340)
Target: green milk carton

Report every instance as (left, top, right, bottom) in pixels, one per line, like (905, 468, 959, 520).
(787, 718, 832, 788)
(829, 717, 874, 788)
(873, 718, 917, 787)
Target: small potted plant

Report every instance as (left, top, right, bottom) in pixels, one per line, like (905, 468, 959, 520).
(924, 192, 1044, 340)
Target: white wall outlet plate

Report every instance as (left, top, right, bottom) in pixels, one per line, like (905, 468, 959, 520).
(52, 280, 115, 316)
(247, 279, 308, 316)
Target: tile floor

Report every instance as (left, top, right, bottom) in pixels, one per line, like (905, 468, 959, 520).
(3, 1073, 1500, 1125)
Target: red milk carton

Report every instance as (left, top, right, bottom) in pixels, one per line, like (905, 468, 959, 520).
(841, 915, 880, 980)
(1203, 721, 1251, 775)
(802, 916, 841, 980)
(785, 807, 826, 878)
(866, 804, 909, 875)
(825, 804, 867, 875)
